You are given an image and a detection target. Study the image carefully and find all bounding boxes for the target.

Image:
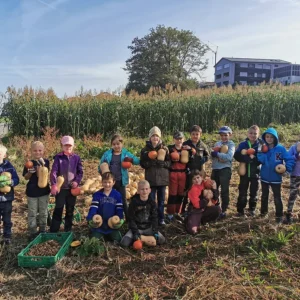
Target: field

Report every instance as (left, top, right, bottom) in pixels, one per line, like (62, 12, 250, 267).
(0, 125, 300, 300)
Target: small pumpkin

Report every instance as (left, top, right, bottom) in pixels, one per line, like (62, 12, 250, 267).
(100, 162, 110, 174)
(148, 151, 158, 160)
(157, 149, 166, 161)
(220, 145, 228, 153)
(247, 148, 255, 155)
(180, 149, 189, 164)
(238, 162, 246, 176)
(262, 144, 269, 153)
(241, 149, 248, 155)
(108, 215, 120, 228)
(56, 176, 65, 191)
(37, 159, 48, 188)
(92, 214, 103, 227)
(275, 164, 286, 174)
(121, 161, 132, 169)
(71, 187, 82, 196)
(170, 151, 180, 162)
(25, 160, 34, 169)
(71, 240, 81, 247)
(133, 239, 143, 250)
(141, 235, 156, 246)
(204, 178, 214, 189)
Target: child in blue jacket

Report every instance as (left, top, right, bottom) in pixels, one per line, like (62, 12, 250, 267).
(86, 172, 124, 242)
(257, 128, 295, 223)
(99, 134, 140, 219)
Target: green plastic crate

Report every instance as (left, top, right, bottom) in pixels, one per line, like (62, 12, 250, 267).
(48, 204, 81, 223)
(18, 232, 73, 268)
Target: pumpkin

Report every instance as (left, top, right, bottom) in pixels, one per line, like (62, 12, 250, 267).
(37, 159, 48, 188)
(262, 145, 268, 153)
(220, 145, 228, 153)
(180, 149, 189, 164)
(141, 235, 156, 246)
(25, 160, 34, 169)
(170, 151, 180, 162)
(213, 146, 221, 152)
(126, 190, 131, 199)
(133, 239, 143, 250)
(204, 178, 214, 189)
(108, 215, 120, 229)
(71, 240, 81, 247)
(100, 162, 110, 174)
(1, 172, 12, 179)
(241, 149, 248, 155)
(275, 164, 286, 174)
(92, 214, 103, 227)
(148, 151, 158, 160)
(56, 176, 64, 191)
(130, 187, 137, 196)
(81, 179, 95, 192)
(121, 161, 132, 169)
(247, 148, 255, 155)
(0, 186, 11, 193)
(71, 187, 82, 196)
(139, 173, 145, 179)
(238, 163, 246, 176)
(157, 149, 166, 161)
(191, 148, 196, 155)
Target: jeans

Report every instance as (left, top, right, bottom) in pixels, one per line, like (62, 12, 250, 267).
(114, 180, 128, 219)
(151, 186, 166, 223)
(0, 201, 13, 238)
(261, 182, 283, 218)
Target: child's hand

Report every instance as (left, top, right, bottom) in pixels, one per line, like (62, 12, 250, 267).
(294, 153, 300, 160)
(211, 151, 219, 158)
(212, 181, 217, 189)
(28, 167, 36, 174)
(51, 185, 58, 195)
(133, 234, 141, 241)
(88, 220, 100, 228)
(249, 154, 255, 159)
(182, 145, 191, 150)
(71, 181, 78, 188)
(113, 219, 124, 229)
(153, 233, 159, 240)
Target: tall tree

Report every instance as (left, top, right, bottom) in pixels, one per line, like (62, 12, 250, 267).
(124, 25, 209, 94)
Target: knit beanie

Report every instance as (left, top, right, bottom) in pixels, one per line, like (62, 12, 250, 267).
(149, 126, 161, 139)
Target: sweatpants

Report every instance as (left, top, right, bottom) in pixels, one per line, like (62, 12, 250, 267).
(50, 189, 76, 232)
(261, 182, 283, 218)
(236, 176, 259, 214)
(120, 227, 165, 247)
(287, 176, 300, 213)
(27, 194, 50, 234)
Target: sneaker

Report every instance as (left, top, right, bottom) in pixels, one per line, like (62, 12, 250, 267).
(248, 210, 256, 217)
(3, 238, 11, 245)
(235, 212, 245, 217)
(159, 220, 166, 226)
(219, 212, 227, 219)
(283, 213, 293, 224)
(260, 213, 269, 219)
(275, 217, 283, 224)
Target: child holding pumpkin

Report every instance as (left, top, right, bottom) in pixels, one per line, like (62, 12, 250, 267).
(87, 172, 124, 242)
(211, 126, 235, 219)
(167, 131, 187, 222)
(140, 126, 171, 225)
(257, 128, 294, 224)
(186, 170, 220, 234)
(181, 125, 210, 215)
(23, 141, 50, 239)
(120, 180, 165, 247)
(0, 144, 19, 245)
(99, 134, 140, 219)
(50, 136, 83, 233)
(234, 125, 262, 217)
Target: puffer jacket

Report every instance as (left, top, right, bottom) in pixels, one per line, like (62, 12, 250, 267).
(0, 160, 19, 202)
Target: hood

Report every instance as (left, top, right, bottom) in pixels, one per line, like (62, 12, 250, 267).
(262, 128, 279, 146)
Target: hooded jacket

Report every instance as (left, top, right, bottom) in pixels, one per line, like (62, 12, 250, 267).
(257, 128, 295, 184)
(0, 160, 19, 202)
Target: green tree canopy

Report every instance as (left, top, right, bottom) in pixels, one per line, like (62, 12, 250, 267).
(124, 25, 209, 94)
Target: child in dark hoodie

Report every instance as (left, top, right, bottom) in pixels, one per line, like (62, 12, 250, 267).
(234, 125, 262, 217)
(140, 126, 171, 225)
(257, 128, 294, 223)
(120, 180, 165, 247)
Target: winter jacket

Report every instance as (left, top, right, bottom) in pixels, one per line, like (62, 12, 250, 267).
(288, 143, 300, 177)
(182, 139, 209, 171)
(234, 138, 262, 178)
(257, 128, 295, 184)
(128, 194, 158, 238)
(168, 145, 187, 172)
(50, 152, 83, 189)
(211, 140, 235, 170)
(140, 141, 171, 186)
(0, 160, 19, 202)
(188, 183, 205, 209)
(99, 148, 140, 185)
(86, 188, 124, 234)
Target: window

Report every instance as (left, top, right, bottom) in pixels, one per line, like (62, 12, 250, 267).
(239, 63, 248, 68)
(274, 64, 279, 67)
(223, 63, 230, 69)
(248, 73, 254, 78)
(223, 72, 229, 78)
(216, 74, 222, 79)
(216, 82, 221, 87)
(223, 81, 229, 86)
(256, 64, 263, 69)
(216, 65, 223, 71)
(249, 63, 255, 68)
(257, 73, 262, 78)
(240, 72, 247, 77)
(262, 73, 266, 78)
(264, 64, 271, 69)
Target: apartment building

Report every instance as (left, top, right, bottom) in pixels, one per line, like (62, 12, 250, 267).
(273, 64, 300, 85)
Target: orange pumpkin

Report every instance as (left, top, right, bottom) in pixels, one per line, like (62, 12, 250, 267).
(133, 239, 143, 250)
(25, 160, 34, 169)
(121, 161, 132, 169)
(204, 178, 214, 189)
(170, 151, 180, 161)
(148, 151, 158, 160)
(247, 148, 255, 155)
(262, 145, 268, 153)
(71, 187, 82, 196)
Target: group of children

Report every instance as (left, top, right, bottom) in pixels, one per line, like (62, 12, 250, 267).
(0, 123, 299, 247)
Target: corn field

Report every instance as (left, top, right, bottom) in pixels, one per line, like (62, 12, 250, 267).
(3, 84, 300, 137)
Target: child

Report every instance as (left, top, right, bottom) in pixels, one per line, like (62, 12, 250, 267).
(167, 131, 187, 222)
(86, 172, 124, 242)
(120, 180, 165, 247)
(186, 170, 220, 234)
(285, 141, 300, 223)
(99, 134, 139, 219)
(234, 125, 262, 217)
(23, 141, 50, 239)
(257, 128, 294, 223)
(140, 126, 170, 225)
(50, 136, 83, 232)
(0, 145, 19, 245)
(182, 125, 210, 214)
(211, 126, 235, 219)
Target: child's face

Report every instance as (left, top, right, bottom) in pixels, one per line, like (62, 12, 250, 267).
(204, 189, 213, 200)
(192, 175, 203, 185)
(138, 183, 151, 200)
(248, 129, 259, 143)
(111, 139, 123, 154)
(265, 134, 275, 145)
(150, 134, 160, 146)
(31, 146, 44, 160)
(174, 137, 183, 148)
(102, 179, 115, 192)
(190, 131, 201, 144)
(62, 144, 73, 154)
(0, 151, 7, 162)
(220, 133, 231, 143)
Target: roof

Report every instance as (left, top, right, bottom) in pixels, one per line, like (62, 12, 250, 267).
(215, 57, 291, 66)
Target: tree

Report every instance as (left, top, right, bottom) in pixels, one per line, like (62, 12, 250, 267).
(124, 25, 209, 94)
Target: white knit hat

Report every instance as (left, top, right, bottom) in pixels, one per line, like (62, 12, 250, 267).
(149, 126, 161, 138)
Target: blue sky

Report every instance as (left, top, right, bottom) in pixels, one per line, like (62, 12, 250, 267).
(1, 0, 300, 96)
